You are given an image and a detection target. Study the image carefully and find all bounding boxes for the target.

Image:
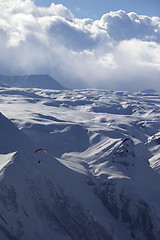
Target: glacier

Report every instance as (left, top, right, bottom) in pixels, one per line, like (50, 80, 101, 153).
(0, 86, 160, 240)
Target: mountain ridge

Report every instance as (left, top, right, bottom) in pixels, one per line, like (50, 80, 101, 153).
(0, 74, 66, 90)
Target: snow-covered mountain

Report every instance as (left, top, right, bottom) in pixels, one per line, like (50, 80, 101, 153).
(0, 74, 66, 90)
(0, 86, 160, 240)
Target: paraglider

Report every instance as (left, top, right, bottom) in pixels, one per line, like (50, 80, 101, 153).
(35, 148, 47, 154)
(122, 138, 134, 153)
(35, 148, 47, 163)
(122, 138, 134, 144)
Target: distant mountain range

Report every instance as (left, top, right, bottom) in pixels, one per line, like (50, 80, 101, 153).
(0, 74, 66, 90)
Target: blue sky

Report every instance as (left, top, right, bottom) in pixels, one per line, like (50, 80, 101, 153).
(35, 0, 160, 19)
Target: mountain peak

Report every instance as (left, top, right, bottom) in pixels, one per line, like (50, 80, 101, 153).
(0, 74, 66, 90)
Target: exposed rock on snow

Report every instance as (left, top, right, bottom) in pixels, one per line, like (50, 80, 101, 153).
(140, 89, 157, 94)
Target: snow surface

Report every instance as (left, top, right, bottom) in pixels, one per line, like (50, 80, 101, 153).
(0, 86, 160, 240)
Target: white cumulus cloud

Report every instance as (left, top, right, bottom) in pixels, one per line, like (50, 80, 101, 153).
(0, 0, 160, 91)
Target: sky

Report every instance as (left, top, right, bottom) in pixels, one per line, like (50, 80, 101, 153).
(35, 0, 160, 20)
(0, 0, 160, 91)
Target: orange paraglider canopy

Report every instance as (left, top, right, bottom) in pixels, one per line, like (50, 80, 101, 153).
(35, 148, 47, 154)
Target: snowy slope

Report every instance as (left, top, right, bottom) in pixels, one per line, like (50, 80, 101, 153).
(0, 87, 160, 240)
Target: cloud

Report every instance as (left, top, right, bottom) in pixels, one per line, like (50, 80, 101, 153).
(99, 10, 160, 42)
(0, 0, 160, 91)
